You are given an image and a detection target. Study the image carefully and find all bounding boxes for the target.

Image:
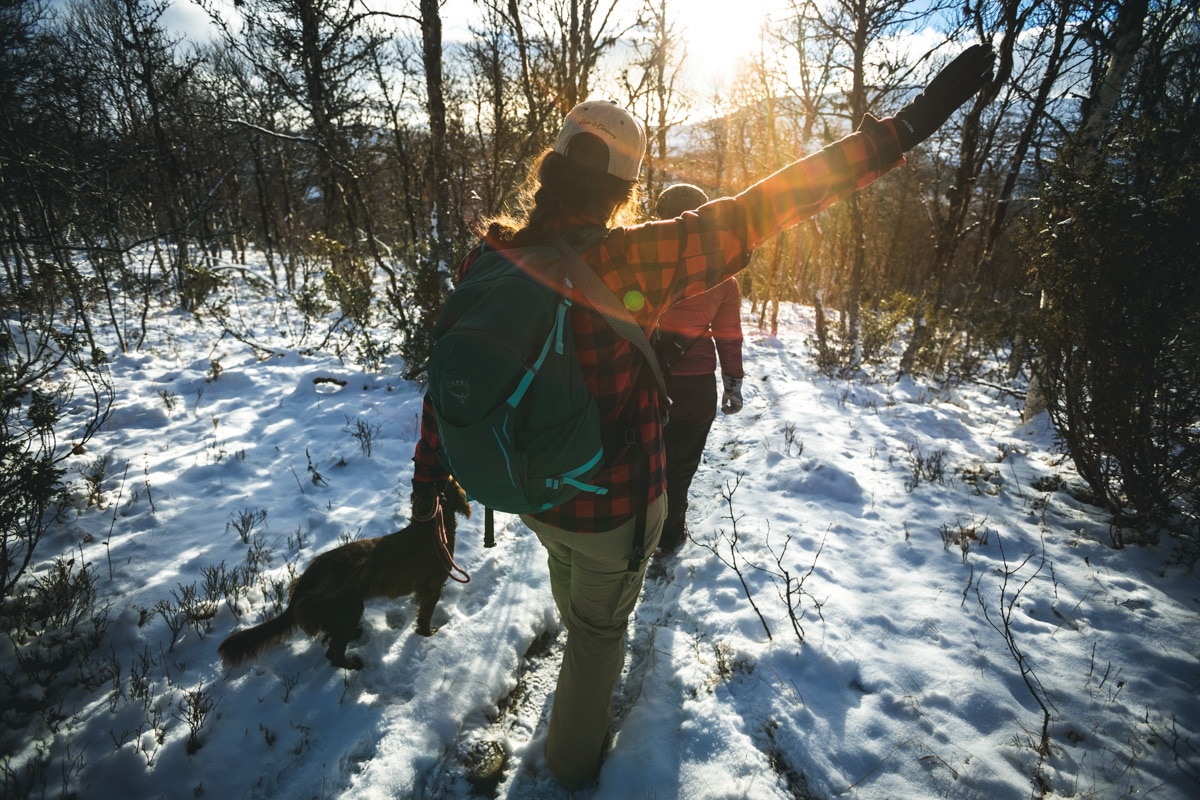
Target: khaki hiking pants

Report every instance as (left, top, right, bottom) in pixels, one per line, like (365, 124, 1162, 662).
(521, 493, 666, 785)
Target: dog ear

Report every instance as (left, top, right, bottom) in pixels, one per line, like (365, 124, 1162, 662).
(444, 477, 472, 518)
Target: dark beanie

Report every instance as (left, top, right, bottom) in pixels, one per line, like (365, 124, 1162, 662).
(655, 183, 709, 220)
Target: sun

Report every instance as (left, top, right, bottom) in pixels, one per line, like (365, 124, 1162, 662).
(673, 0, 786, 90)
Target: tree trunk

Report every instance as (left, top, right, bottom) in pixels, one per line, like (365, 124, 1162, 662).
(1077, 0, 1148, 159)
(421, 0, 452, 272)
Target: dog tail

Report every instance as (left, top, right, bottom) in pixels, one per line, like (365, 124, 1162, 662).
(218, 608, 297, 666)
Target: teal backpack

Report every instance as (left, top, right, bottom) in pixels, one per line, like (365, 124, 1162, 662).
(427, 231, 665, 517)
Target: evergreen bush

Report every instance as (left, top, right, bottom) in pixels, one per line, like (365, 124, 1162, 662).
(1025, 127, 1199, 529)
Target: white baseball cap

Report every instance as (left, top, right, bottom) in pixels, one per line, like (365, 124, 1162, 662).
(552, 101, 646, 182)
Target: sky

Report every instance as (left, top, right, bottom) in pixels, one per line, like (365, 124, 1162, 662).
(156, 0, 791, 91)
(441, 0, 792, 91)
(5, 261, 1198, 798)
(619, 0, 789, 90)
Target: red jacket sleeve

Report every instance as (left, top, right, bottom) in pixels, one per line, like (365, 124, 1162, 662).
(412, 394, 449, 486)
(711, 279, 744, 379)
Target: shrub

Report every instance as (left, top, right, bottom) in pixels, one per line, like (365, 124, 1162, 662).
(0, 400, 65, 603)
(1025, 127, 1200, 528)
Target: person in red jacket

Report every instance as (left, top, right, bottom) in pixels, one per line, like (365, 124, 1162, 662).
(653, 184, 746, 554)
(412, 43, 993, 788)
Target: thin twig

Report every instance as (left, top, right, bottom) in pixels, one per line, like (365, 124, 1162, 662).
(977, 533, 1055, 797)
(104, 463, 131, 580)
(699, 475, 773, 641)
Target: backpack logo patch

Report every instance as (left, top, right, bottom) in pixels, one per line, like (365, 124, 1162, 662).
(447, 378, 471, 402)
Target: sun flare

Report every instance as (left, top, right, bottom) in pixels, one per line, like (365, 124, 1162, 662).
(674, 0, 785, 90)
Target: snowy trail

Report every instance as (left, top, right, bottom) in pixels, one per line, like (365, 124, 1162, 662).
(14, 301, 1198, 800)
(417, 536, 685, 798)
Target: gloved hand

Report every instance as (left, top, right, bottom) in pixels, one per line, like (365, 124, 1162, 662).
(721, 374, 743, 414)
(893, 43, 995, 151)
(411, 479, 445, 521)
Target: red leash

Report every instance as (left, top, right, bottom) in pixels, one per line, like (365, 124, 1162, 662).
(431, 501, 471, 584)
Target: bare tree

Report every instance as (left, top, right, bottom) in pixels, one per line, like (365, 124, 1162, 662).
(494, 0, 565, 151)
(774, 1, 838, 144)
(743, 39, 800, 334)
(370, 37, 426, 251)
(61, 0, 216, 312)
(979, 0, 1078, 278)
(621, 0, 691, 203)
(393, 0, 456, 377)
(1, 0, 113, 602)
(462, 3, 529, 216)
(785, 0, 947, 358)
(554, 0, 628, 107)
(197, 39, 302, 286)
(1075, 0, 1149, 158)
(420, 0, 453, 272)
(198, 0, 389, 259)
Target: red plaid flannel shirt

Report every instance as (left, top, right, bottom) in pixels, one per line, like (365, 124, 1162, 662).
(413, 115, 903, 532)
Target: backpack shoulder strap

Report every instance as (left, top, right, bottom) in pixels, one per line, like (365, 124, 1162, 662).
(544, 230, 668, 400)
(466, 241, 556, 273)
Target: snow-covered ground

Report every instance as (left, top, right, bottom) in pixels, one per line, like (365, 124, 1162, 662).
(5, 279, 1198, 799)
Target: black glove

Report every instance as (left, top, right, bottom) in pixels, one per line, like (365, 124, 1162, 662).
(893, 43, 995, 151)
(411, 479, 446, 521)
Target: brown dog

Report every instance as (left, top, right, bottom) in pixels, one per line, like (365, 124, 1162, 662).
(218, 479, 471, 670)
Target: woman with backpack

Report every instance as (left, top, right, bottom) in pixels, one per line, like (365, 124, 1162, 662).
(412, 42, 994, 787)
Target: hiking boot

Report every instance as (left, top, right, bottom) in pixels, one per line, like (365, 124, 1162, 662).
(656, 515, 688, 555)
